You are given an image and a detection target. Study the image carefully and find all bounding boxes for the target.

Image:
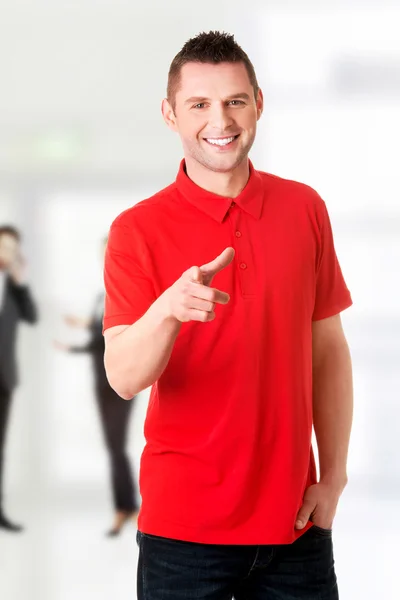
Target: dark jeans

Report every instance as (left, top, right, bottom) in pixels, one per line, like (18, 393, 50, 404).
(96, 384, 138, 512)
(137, 526, 338, 600)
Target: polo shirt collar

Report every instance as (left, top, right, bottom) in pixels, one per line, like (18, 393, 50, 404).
(176, 159, 264, 223)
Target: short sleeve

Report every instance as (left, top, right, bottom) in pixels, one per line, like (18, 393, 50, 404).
(103, 221, 156, 332)
(312, 201, 353, 321)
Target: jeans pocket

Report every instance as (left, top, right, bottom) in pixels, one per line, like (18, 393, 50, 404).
(311, 524, 332, 537)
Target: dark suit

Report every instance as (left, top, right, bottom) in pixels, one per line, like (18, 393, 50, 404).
(0, 275, 37, 514)
(70, 294, 138, 513)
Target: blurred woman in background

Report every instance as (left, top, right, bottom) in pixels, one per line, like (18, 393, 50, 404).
(55, 238, 139, 537)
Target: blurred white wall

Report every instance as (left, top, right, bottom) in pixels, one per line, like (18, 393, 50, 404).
(0, 1, 399, 599)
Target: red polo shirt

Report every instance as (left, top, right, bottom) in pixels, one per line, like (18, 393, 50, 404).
(103, 160, 352, 545)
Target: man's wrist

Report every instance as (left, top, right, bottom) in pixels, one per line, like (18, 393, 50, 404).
(149, 293, 181, 329)
(319, 470, 348, 492)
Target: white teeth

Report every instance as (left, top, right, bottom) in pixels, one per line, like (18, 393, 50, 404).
(206, 136, 236, 146)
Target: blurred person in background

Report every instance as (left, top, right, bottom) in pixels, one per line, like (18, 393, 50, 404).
(0, 225, 38, 533)
(54, 237, 139, 537)
(103, 31, 353, 600)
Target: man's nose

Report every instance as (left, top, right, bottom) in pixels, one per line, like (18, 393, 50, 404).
(208, 103, 234, 132)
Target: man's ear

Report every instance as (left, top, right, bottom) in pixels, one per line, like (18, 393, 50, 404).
(256, 89, 264, 121)
(161, 98, 178, 131)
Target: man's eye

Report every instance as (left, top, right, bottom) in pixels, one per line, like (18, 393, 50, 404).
(193, 103, 206, 109)
(228, 100, 245, 106)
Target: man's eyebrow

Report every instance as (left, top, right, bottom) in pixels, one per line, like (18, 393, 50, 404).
(184, 96, 210, 105)
(184, 93, 251, 105)
(225, 93, 251, 101)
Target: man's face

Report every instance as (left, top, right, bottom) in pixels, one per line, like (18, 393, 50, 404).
(0, 234, 20, 270)
(163, 61, 263, 174)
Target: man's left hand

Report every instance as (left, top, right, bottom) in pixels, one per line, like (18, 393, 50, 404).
(295, 481, 345, 530)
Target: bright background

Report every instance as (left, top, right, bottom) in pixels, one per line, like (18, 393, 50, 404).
(0, 1, 399, 598)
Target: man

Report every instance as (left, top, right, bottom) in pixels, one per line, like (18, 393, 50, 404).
(0, 225, 38, 532)
(103, 31, 353, 600)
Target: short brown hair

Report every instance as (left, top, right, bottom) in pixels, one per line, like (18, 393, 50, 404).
(167, 31, 259, 110)
(0, 225, 21, 242)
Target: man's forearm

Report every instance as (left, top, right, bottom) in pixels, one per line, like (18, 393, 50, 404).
(104, 298, 182, 399)
(312, 337, 353, 488)
(104, 250, 234, 400)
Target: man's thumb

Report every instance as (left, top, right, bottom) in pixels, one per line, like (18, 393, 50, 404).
(200, 247, 235, 279)
(295, 501, 315, 529)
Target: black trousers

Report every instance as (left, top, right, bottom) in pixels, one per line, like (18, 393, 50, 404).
(95, 382, 138, 512)
(0, 387, 12, 515)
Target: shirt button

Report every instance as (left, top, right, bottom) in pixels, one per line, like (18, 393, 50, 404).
(240, 262, 247, 270)
(235, 231, 242, 238)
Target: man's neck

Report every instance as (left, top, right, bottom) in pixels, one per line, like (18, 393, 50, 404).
(184, 156, 250, 198)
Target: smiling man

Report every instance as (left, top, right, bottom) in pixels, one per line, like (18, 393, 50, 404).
(103, 31, 353, 600)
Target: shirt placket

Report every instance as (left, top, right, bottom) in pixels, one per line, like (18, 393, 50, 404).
(229, 203, 255, 298)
